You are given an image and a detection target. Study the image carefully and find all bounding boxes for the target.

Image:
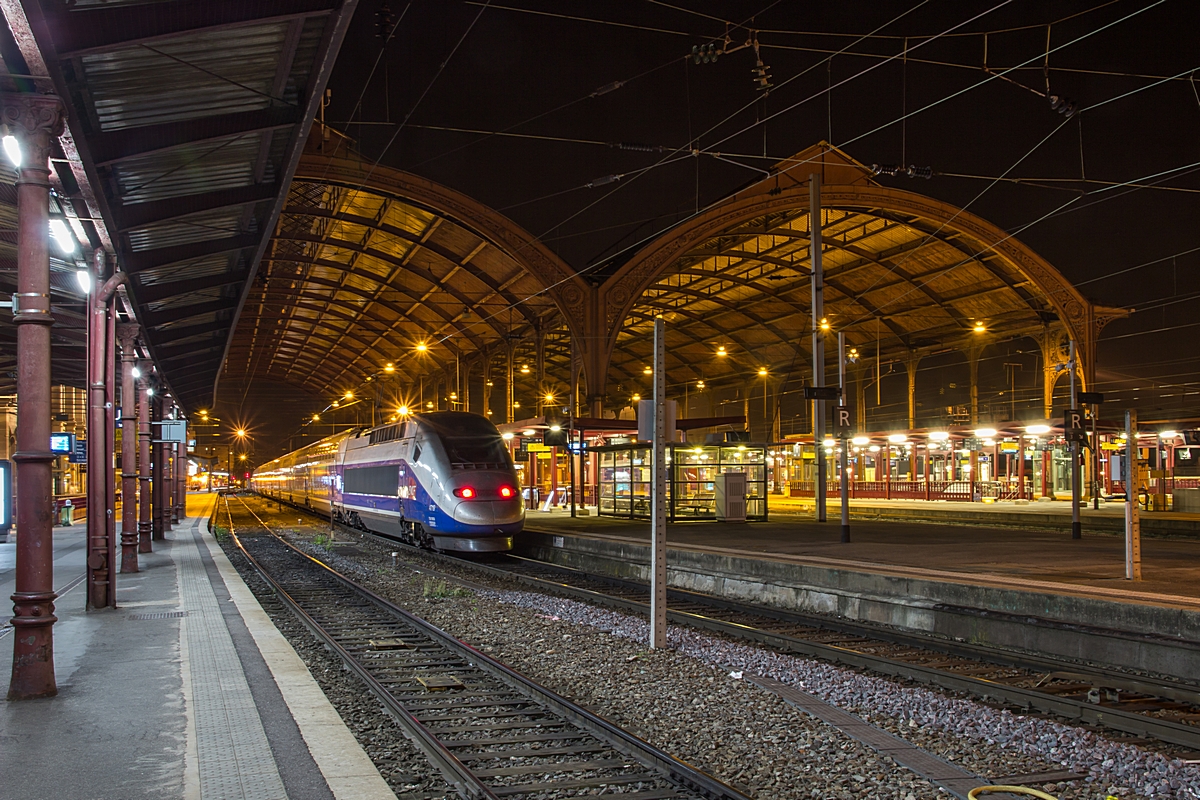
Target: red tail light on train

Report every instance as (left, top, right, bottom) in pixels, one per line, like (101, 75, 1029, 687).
(498, 486, 514, 499)
(453, 487, 476, 499)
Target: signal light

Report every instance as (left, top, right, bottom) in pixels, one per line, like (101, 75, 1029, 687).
(454, 487, 476, 499)
(499, 486, 514, 499)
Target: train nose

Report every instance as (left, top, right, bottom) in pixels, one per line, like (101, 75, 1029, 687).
(452, 499, 524, 526)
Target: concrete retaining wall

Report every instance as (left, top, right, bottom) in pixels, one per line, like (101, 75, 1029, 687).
(517, 530, 1200, 681)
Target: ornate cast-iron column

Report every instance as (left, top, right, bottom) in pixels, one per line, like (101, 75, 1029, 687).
(6, 92, 66, 700)
(137, 378, 152, 552)
(117, 325, 139, 572)
(86, 249, 125, 609)
(152, 394, 165, 539)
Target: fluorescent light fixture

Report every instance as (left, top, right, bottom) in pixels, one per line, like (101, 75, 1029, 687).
(928, 431, 950, 441)
(131, 366, 141, 378)
(887, 433, 907, 444)
(49, 218, 75, 254)
(868, 445, 881, 452)
(549, 424, 561, 432)
(146, 388, 155, 397)
(1160, 430, 1178, 438)
(75, 269, 91, 294)
(522, 429, 535, 436)
(1025, 424, 1051, 435)
(851, 435, 870, 445)
(501, 432, 514, 440)
(822, 438, 835, 447)
(2, 132, 20, 167)
(974, 428, 998, 438)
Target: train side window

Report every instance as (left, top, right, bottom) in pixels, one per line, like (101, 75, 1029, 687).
(413, 444, 421, 462)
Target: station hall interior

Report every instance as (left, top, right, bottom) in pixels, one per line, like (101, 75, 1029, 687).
(3, 2, 1200, 799)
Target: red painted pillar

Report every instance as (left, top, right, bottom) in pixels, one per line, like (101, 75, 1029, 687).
(550, 446, 558, 496)
(884, 445, 891, 499)
(1017, 435, 1026, 500)
(7, 93, 66, 700)
(138, 380, 152, 551)
(176, 430, 187, 520)
(924, 448, 931, 501)
(105, 297, 117, 584)
(117, 326, 139, 572)
(152, 395, 165, 539)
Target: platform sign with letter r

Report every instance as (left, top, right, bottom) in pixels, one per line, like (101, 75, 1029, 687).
(1063, 408, 1087, 442)
(833, 405, 853, 439)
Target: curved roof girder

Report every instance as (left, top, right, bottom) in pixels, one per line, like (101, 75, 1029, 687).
(600, 165, 1115, 395)
(223, 143, 586, 403)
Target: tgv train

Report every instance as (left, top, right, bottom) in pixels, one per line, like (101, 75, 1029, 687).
(253, 412, 523, 552)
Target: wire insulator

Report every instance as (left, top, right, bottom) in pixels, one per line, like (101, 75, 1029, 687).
(591, 81, 624, 97)
(586, 174, 622, 188)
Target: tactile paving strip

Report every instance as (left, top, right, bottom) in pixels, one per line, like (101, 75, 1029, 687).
(176, 520, 288, 800)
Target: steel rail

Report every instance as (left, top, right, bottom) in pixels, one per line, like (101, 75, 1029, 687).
(223, 497, 498, 800)
(255, 492, 1200, 750)
(227, 495, 751, 800)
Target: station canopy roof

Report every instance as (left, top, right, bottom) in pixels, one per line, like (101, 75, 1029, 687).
(0, 0, 355, 407)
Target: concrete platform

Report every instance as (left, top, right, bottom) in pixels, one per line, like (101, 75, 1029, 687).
(521, 510, 1200, 680)
(765, 495, 1200, 537)
(0, 494, 395, 800)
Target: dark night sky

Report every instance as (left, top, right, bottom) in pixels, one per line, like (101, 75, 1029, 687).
(316, 0, 1200, 425)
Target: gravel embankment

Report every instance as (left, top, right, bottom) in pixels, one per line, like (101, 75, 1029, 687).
(232, 499, 1200, 799)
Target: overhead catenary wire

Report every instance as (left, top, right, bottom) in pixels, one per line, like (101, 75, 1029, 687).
(411, 0, 1163, 362)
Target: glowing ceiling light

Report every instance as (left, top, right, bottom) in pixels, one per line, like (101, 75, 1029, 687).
(75, 269, 91, 294)
(522, 429, 536, 436)
(1161, 430, 1178, 438)
(758, 367, 767, 376)
(1025, 424, 1051, 435)
(822, 438, 835, 447)
(974, 427, 997, 438)
(696, 380, 705, 389)
(312, 414, 320, 422)
(544, 393, 555, 402)
(416, 342, 428, 352)
(716, 345, 727, 357)
(398, 406, 409, 415)
(819, 317, 830, 331)
(549, 424, 561, 432)
(131, 366, 141, 378)
(502, 432, 514, 440)
(49, 218, 75, 254)
(631, 394, 641, 402)
(384, 363, 395, 373)
(520, 364, 530, 374)
(643, 366, 652, 375)
(973, 320, 986, 334)
(887, 433, 907, 444)
(852, 435, 870, 445)
(928, 431, 950, 441)
(344, 391, 353, 400)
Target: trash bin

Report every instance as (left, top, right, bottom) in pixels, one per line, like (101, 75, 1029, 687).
(58, 499, 73, 526)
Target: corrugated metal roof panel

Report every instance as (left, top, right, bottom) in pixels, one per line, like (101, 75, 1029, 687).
(80, 22, 290, 131)
(137, 254, 239, 286)
(126, 207, 246, 253)
(113, 134, 271, 205)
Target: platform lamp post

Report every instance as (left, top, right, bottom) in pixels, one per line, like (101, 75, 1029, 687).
(810, 173, 827, 523)
(838, 332, 850, 543)
(5, 92, 67, 700)
(1069, 340, 1081, 540)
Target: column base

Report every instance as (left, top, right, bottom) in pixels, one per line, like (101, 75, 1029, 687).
(7, 590, 58, 700)
(138, 523, 152, 552)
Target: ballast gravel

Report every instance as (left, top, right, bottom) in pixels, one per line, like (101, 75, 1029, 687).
(239, 499, 1200, 799)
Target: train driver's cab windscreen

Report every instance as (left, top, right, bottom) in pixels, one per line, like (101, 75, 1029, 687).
(422, 413, 512, 467)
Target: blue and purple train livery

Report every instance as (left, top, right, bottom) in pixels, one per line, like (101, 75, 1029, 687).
(253, 411, 522, 552)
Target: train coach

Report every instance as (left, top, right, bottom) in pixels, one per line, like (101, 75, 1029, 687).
(253, 411, 522, 552)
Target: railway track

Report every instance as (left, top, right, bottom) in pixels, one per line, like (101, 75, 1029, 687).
(246, 500, 1200, 757)
(221, 495, 751, 800)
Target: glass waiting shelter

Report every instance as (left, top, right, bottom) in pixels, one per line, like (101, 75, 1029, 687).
(594, 442, 769, 521)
